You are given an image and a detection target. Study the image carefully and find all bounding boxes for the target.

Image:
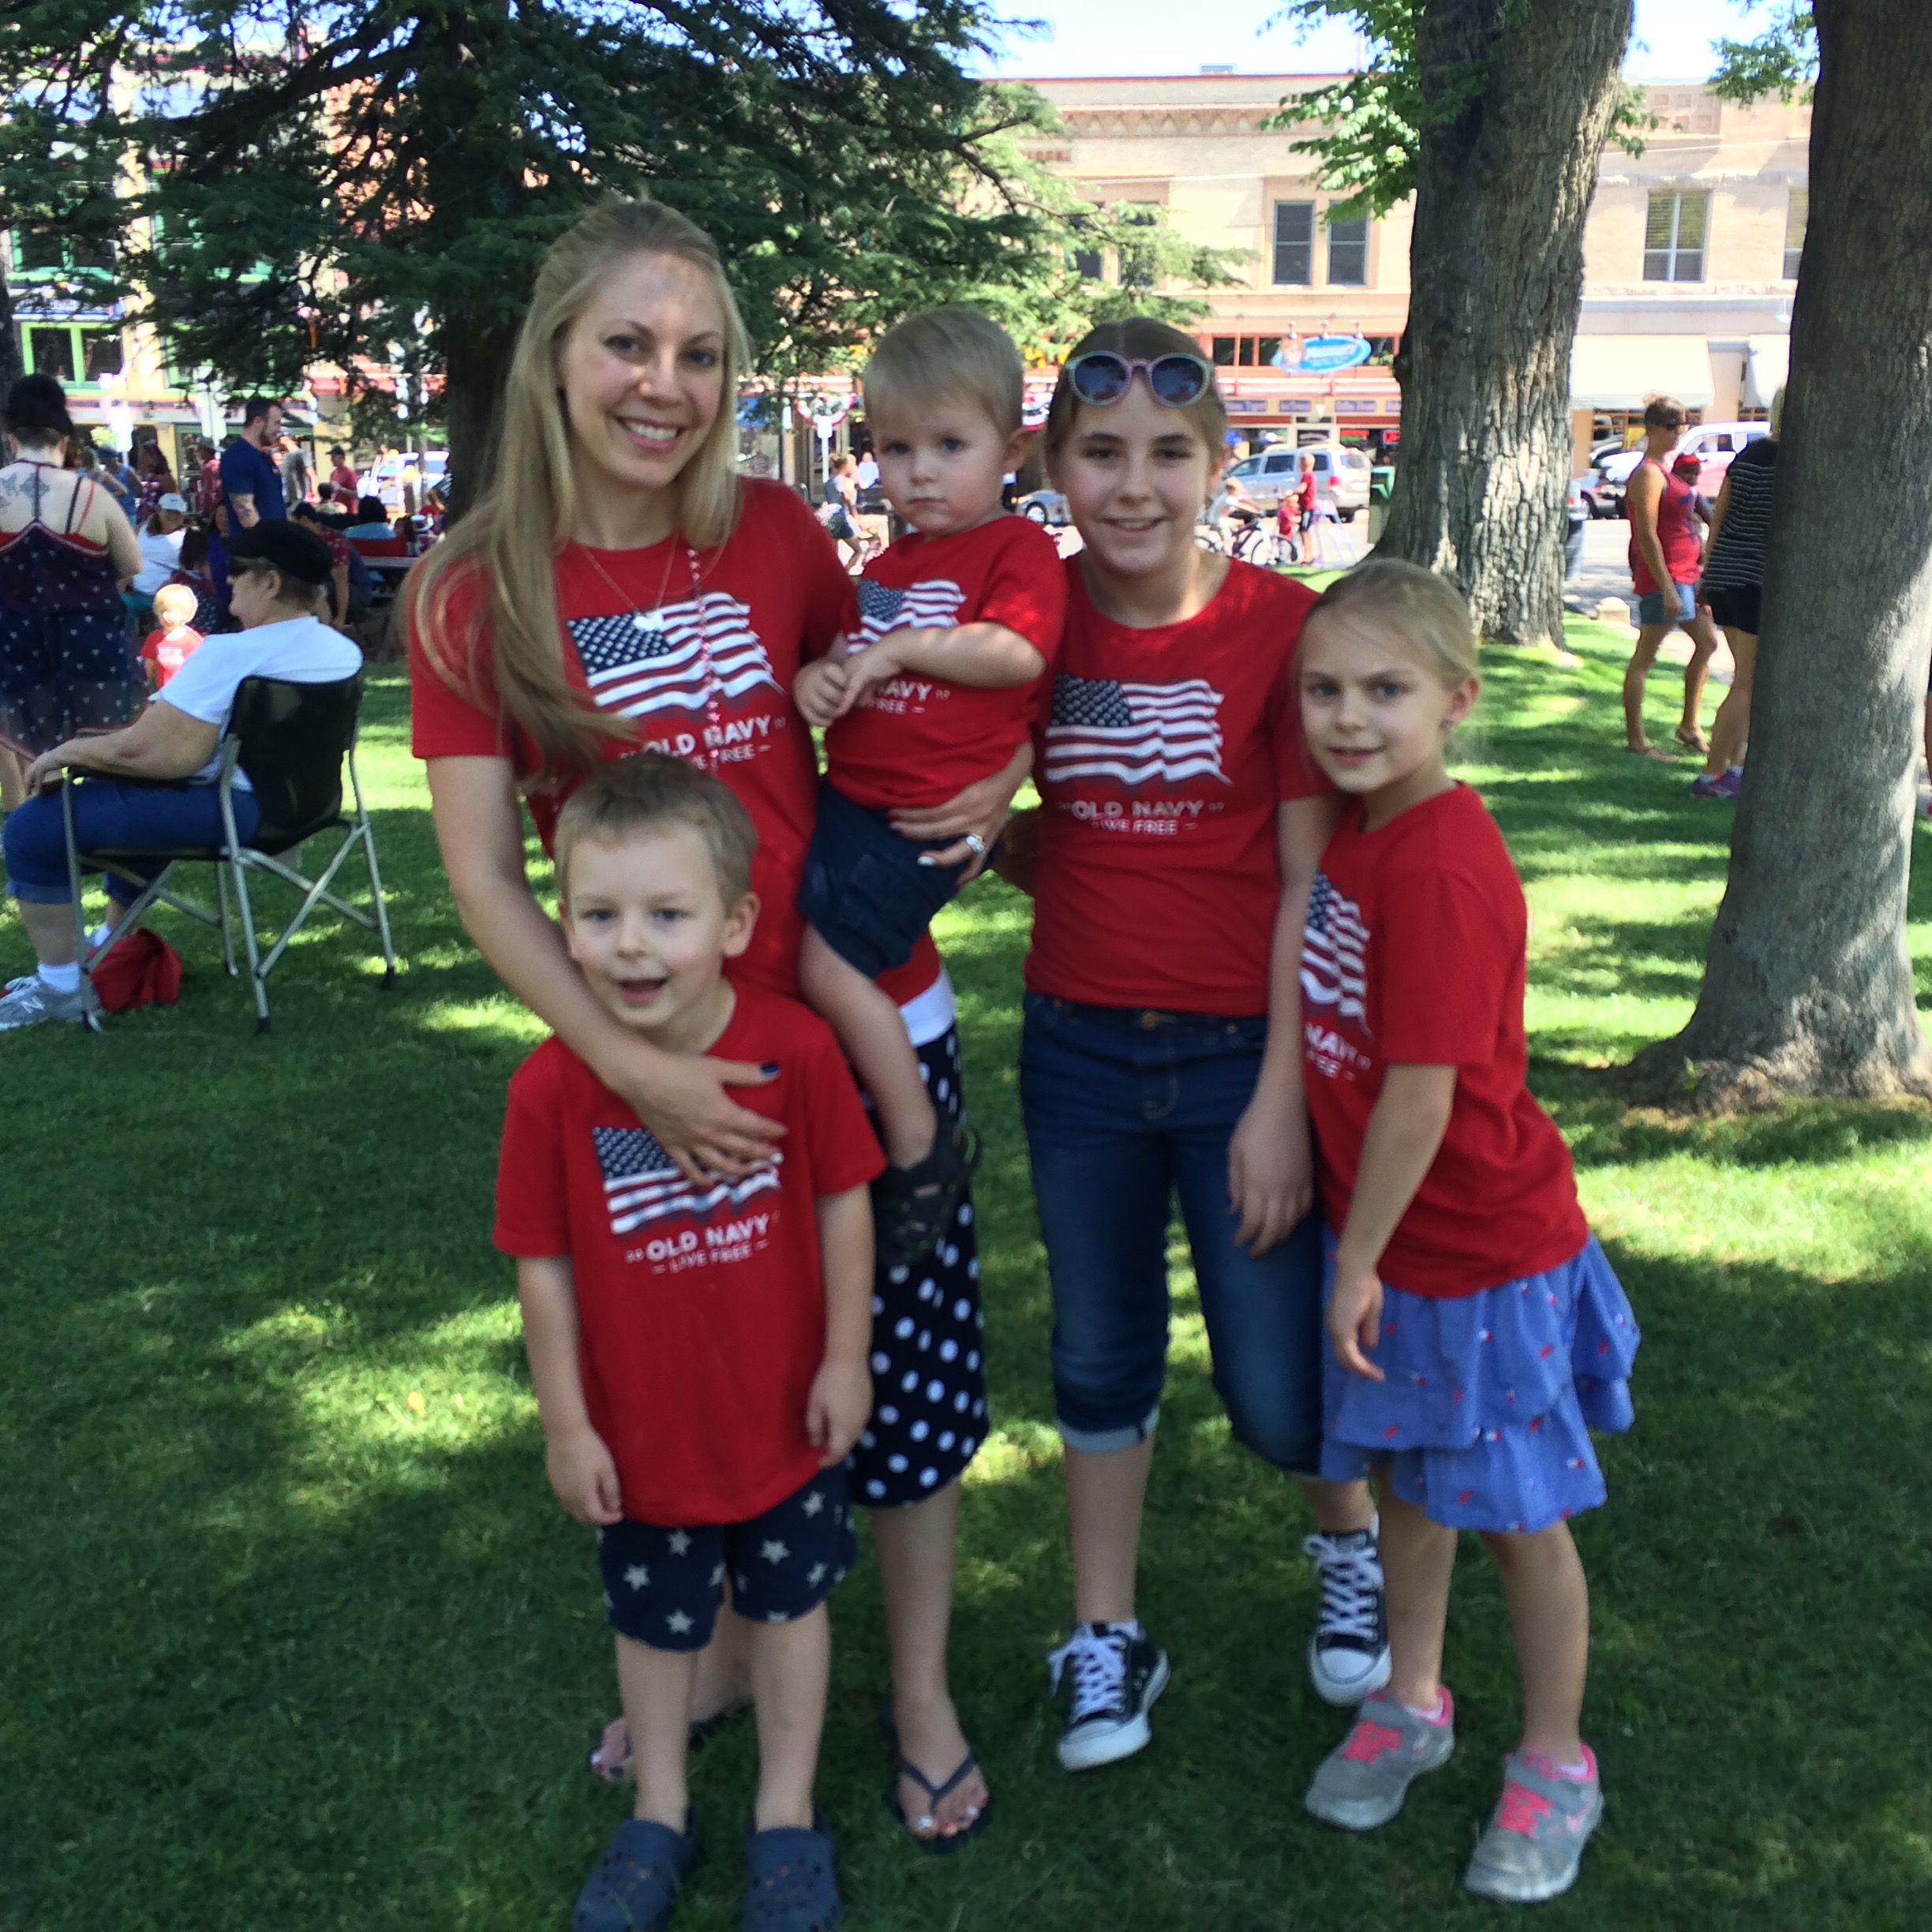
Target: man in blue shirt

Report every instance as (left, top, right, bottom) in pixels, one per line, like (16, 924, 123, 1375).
(212, 396, 286, 605)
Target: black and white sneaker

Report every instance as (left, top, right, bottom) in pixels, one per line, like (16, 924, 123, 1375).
(1046, 1621, 1170, 1771)
(1304, 1526, 1391, 1705)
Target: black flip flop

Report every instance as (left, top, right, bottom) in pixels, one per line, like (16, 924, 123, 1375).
(871, 1119, 981, 1270)
(879, 1699, 991, 1855)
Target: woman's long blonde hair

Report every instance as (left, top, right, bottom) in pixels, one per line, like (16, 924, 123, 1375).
(413, 198, 751, 781)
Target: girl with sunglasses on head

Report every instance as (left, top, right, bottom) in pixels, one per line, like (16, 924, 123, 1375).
(992, 319, 1386, 1774)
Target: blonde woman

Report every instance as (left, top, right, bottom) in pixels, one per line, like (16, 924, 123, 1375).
(407, 200, 1009, 1907)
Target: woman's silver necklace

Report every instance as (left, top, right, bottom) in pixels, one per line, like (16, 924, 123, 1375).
(572, 532, 726, 769)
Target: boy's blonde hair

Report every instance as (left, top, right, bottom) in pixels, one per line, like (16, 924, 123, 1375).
(1302, 559, 1479, 688)
(553, 754, 758, 907)
(152, 582, 198, 626)
(863, 306, 1024, 436)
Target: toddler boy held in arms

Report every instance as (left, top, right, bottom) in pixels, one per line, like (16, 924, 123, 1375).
(493, 755, 882, 1932)
(794, 305, 1066, 1265)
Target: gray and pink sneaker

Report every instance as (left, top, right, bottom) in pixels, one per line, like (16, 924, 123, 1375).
(1303, 1687, 1455, 1830)
(1463, 1746, 1604, 1903)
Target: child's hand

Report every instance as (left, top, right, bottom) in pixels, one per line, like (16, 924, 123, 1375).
(794, 657, 848, 729)
(806, 1357, 873, 1466)
(545, 1424, 625, 1525)
(1327, 1260, 1387, 1382)
(829, 640, 905, 717)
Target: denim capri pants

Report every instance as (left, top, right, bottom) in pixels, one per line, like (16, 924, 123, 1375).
(1018, 990, 1325, 1475)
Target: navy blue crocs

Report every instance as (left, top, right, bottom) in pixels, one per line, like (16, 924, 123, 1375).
(740, 1810, 839, 1932)
(575, 1814, 702, 1932)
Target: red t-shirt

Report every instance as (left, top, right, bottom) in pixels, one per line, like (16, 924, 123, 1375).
(330, 464, 358, 498)
(1027, 559, 1327, 1015)
(140, 623, 203, 687)
(1301, 784, 1588, 1297)
(824, 515, 1066, 811)
(408, 478, 938, 1002)
(493, 987, 886, 1524)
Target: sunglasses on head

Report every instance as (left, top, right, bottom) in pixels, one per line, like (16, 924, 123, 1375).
(1065, 350, 1215, 410)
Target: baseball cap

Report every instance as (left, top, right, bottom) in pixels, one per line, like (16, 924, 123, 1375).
(225, 521, 335, 589)
(157, 491, 189, 513)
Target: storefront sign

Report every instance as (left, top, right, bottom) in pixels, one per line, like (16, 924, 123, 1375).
(1295, 335, 1373, 374)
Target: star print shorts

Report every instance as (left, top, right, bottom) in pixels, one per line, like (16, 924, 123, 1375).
(596, 1468, 856, 1652)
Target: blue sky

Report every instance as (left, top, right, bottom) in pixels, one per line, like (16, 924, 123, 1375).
(979, 0, 1762, 81)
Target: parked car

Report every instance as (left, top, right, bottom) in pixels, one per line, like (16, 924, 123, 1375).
(369, 449, 448, 512)
(1017, 488, 1069, 527)
(1221, 443, 1372, 520)
(1565, 477, 1588, 578)
(1593, 420, 1770, 512)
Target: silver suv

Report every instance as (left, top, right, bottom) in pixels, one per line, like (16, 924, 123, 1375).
(1220, 443, 1372, 521)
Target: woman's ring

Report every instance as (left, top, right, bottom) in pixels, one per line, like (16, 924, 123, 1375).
(964, 833, 987, 858)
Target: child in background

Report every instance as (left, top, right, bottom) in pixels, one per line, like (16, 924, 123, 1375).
(794, 306, 1065, 1264)
(495, 755, 882, 1932)
(1294, 560, 1639, 1905)
(140, 582, 204, 688)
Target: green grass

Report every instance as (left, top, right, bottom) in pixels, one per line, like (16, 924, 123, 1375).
(3, 620, 1930, 1931)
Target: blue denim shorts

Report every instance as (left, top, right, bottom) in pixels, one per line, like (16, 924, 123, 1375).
(1636, 582, 1696, 627)
(1018, 991, 1325, 1474)
(797, 778, 974, 979)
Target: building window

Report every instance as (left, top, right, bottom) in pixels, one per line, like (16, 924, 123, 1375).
(1209, 336, 1290, 369)
(83, 328, 125, 380)
(1783, 189, 1807, 279)
(1327, 213, 1368, 286)
(1643, 193, 1707, 281)
(1272, 200, 1314, 285)
(24, 324, 76, 382)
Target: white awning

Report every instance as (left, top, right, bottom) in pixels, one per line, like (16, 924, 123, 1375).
(1742, 334, 1789, 409)
(1569, 334, 1715, 410)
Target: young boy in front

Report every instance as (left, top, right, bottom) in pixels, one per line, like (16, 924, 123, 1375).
(794, 305, 1066, 1264)
(494, 754, 882, 1932)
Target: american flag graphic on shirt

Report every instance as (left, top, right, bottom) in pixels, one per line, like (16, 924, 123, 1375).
(1043, 672, 1226, 788)
(593, 1125, 784, 1237)
(1301, 871, 1369, 1027)
(853, 575, 967, 646)
(568, 594, 780, 721)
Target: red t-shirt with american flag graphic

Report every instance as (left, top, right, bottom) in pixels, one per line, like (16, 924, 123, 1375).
(409, 478, 938, 1003)
(823, 513, 1066, 812)
(494, 986, 886, 1525)
(1301, 783, 1587, 1297)
(1026, 558, 1327, 1015)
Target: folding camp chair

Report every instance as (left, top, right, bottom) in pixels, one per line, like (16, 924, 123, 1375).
(62, 673, 398, 1034)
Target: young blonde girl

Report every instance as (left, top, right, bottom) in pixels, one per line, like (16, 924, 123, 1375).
(1294, 560, 1639, 1904)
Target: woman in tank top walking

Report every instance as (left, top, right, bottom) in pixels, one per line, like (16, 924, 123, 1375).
(1619, 396, 1723, 759)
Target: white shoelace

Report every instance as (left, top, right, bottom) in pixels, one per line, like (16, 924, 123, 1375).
(1304, 1533, 1385, 1645)
(1046, 1625, 1129, 1719)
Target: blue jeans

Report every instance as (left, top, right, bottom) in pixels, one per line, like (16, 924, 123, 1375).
(3, 778, 260, 904)
(1018, 992, 1325, 1474)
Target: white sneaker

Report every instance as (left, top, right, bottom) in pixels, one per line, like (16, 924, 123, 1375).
(1305, 1526, 1391, 1704)
(1046, 1622, 1170, 1771)
(0, 975, 84, 1030)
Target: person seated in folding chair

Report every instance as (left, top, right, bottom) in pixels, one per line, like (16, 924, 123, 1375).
(0, 522, 360, 1031)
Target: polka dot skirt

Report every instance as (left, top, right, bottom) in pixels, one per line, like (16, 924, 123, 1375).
(848, 1024, 988, 1508)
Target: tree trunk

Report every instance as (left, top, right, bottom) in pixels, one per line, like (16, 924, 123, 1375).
(439, 316, 518, 525)
(0, 264, 17, 391)
(1381, 0, 1631, 646)
(1630, 0, 1932, 1108)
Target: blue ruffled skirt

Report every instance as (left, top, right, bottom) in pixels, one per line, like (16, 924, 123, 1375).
(1318, 1235, 1639, 1534)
